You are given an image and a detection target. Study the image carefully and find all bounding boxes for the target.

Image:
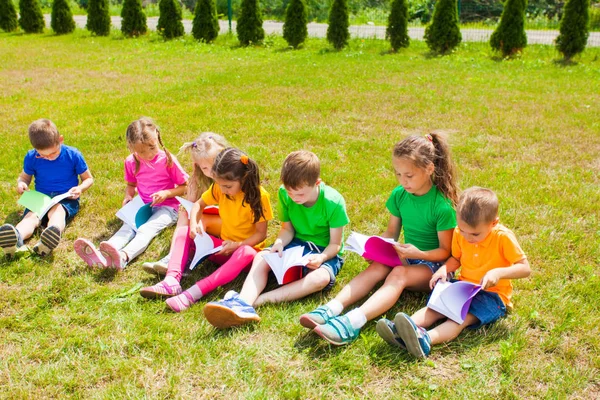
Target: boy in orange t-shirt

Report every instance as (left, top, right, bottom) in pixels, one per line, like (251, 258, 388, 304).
(377, 187, 531, 358)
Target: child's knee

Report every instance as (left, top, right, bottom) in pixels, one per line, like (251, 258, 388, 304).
(306, 268, 332, 290)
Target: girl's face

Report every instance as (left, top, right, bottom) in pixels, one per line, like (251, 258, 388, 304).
(392, 156, 434, 196)
(215, 177, 241, 197)
(195, 156, 215, 178)
(131, 139, 159, 161)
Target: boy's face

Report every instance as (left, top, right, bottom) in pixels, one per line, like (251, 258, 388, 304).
(35, 136, 64, 161)
(285, 179, 321, 207)
(392, 157, 434, 196)
(457, 217, 499, 244)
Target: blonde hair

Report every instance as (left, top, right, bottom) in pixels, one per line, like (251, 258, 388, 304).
(126, 117, 173, 175)
(280, 151, 320, 189)
(457, 187, 499, 226)
(180, 132, 228, 201)
(28, 119, 61, 150)
(393, 133, 459, 206)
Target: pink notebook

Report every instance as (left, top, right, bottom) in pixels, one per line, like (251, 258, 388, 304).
(345, 232, 403, 267)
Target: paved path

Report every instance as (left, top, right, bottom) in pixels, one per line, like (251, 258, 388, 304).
(52, 15, 600, 47)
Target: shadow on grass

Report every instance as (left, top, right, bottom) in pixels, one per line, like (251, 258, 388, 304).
(293, 330, 348, 358)
(553, 58, 578, 67)
(3, 211, 23, 226)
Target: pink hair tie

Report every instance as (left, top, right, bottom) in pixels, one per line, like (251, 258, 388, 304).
(425, 134, 433, 142)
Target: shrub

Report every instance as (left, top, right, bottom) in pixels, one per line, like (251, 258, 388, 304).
(327, 0, 349, 50)
(237, 0, 264, 45)
(0, 0, 18, 32)
(51, 0, 76, 34)
(192, 0, 219, 42)
(121, 0, 147, 37)
(386, 0, 409, 51)
(424, 0, 461, 54)
(19, 0, 45, 33)
(556, 0, 590, 60)
(158, 0, 185, 39)
(490, 0, 528, 57)
(87, 0, 111, 36)
(283, 0, 308, 48)
(591, 7, 600, 30)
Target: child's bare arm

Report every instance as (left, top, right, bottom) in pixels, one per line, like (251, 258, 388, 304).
(271, 222, 295, 255)
(189, 198, 207, 239)
(151, 182, 187, 206)
(218, 220, 268, 256)
(306, 226, 343, 269)
(69, 170, 94, 199)
(480, 258, 531, 289)
(17, 171, 32, 194)
(123, 182, 136, 205)
(429, 256, 460, 289)
(381, 215, 402, 240)
(395, 228, 453, 262)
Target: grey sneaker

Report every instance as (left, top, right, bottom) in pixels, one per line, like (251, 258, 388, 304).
(33, 225, 61, 256)
(0, 224, 20, 256)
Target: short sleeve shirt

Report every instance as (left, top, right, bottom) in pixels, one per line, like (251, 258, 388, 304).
(385, 185, 456, 251)
(202, 184, 273, 249)
(23, 145, 89, 196)
(278, 183, 349, 252)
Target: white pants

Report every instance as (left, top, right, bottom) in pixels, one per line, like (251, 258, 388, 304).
(107, 206, 178, 263)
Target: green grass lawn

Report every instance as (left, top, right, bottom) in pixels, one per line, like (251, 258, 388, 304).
(1, 30, 599, 398)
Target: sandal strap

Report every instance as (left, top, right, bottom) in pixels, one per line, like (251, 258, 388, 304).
(310, 305, 334, 320)
(327, 316, 357, 341)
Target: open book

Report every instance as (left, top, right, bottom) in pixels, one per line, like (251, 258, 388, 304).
(345, 232, 403, 267)
(427, 281, 482, 324)
(176, 196, 219, 217)
(18, 190, 73, 219)
(116, 196, 153, 232)
(189, 233, 222, 270)
(263, 246, 311, 285)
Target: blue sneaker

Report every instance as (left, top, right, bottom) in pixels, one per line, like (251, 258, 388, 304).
(394, 312, 431, 359)
(299, 305, 336, 329)
(203, 291, 261, 329)
(313, 315, 360, 346)
(376, 318, 407, 350)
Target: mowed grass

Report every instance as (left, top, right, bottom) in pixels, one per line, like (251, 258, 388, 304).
(1, 30, 599, 399)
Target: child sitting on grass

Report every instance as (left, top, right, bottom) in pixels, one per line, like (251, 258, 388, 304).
(203, 150, 349, 328)
(377, 187, 531, 359)
(0, 119, 93, 257)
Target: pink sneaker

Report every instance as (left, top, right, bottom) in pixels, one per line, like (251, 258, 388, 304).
(74, 238, 107, 268)
(139, 280, 182, 299)
(99, 241, 125, 270)
(165, 291, 196, 313)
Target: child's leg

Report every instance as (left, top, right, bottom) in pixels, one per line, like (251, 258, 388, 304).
(163, 226, 193, 282)
(15, 212, 41, 241)
(202, 213, 221, 237)
(45, 203, 67, 232)
(237, 250, 271, 305)
(31, 203, 68, 256)
(410, 306, 447, 329)
(254, 268, 331, 307)
(425, 314, 478, 345)
(331, 261, 393, 310)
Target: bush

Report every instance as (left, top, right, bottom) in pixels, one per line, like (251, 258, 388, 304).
(87, 0, 111, 35)
(19, 0, 45, 33)
(490, 0, 528, 57)
(556, 0, 590, 60)
(424, 0, 461, 54)
(592, 7, 600, 30)
(0, 0, 18, 32)
(283, 0, 308, 48)
(327, 0, 350, 50)
(192, 0, 219, 42)
(121, 0, 147, 36)
(237, 0, 264, 45)
(51, 0, 76, 34)
(158, 0, 185, 39)
(386, 0, 409, 51)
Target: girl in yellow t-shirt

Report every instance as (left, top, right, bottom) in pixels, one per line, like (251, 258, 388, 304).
(165, 147, 273, 313)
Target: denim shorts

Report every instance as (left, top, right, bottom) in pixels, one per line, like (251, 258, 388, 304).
(24, 195, 80, 226)
(269, 237, 343, 290)
(405, 258, 444, 274)
(466, 288, 507, 329)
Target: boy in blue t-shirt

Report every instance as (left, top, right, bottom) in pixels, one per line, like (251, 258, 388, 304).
(203, 150, 349, 329)
(0, 119, 93, 257)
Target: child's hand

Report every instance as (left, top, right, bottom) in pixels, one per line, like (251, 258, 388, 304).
(122, 196, 133, 206)
(429, 266, 448, 289)
(306, 254, 326, 269)
(218, 240, 241, 256)
(68, 186, 82, 199)
(270, 241, 284, 257)
(189, 220, 204, 239)
(394, 243, 421, 259)
(17, 181, 29, 194)
(480, 269, 502, 290)
(150, 190, 169, 206)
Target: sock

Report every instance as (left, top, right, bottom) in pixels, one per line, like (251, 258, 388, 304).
(346, 308, 367, 330)
(325, 299, 344, 316)
(164, 276, 179, 287)
(186, 285, 204, 302)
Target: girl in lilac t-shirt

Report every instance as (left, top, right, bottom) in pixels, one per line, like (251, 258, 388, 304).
(74, 118, 188, 270)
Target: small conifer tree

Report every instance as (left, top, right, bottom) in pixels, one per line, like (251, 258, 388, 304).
(327, 0, 349, 50)
(386, 0, 409, 51)
(19, 0, 45, 33)
(192, 0, 218, 42)
(237, 0, 264, 46)
(121, 0, 147, 37)
(51, 0, 76, 34)
(490, 0, 527, 57)
(158, 0, 184, 39)
(424, 0, 461, 54)
(0, 0, 19, 32)
(87, 0, 111, 36)
(556, 0, 590, 61)
(283, 0, 308, 49)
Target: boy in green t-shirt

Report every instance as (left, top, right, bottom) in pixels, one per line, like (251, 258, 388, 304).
(203, 151, 350, 329)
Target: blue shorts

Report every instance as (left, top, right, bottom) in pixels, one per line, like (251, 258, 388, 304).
(271, 237, 343, 290)
(466, 289, 506, 329)
(24, 194, 80, 226)
(405, 258, 444, 274)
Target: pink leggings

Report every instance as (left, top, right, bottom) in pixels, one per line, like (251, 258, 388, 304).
(165, 227, 256, 296)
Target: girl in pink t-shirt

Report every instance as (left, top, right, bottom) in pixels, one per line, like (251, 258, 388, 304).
(74, 118, 188, 270)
